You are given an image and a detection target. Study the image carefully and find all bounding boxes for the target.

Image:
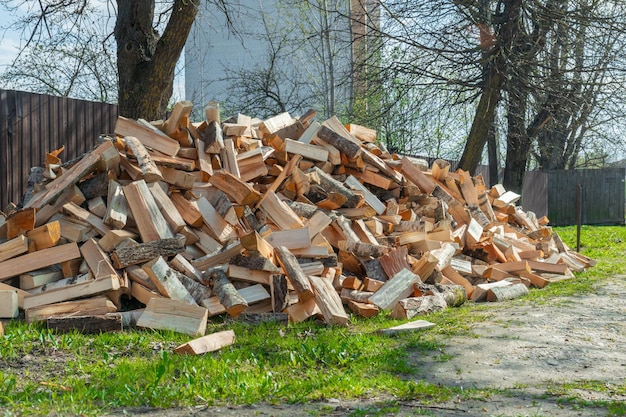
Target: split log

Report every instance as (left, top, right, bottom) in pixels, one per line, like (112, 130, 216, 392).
(123, 180, 174, 242)
(309, 275, 349, 326)
(25, 296, 117, 323)
(487, 283, 529, 302)
(311, 167, 361, 208)
(390, 294, 448, 320)
(270, 274, 289, 313)
(346, 300, 379, 318)
(136, 298, 208, 337)
(142, 256, 196, 304)
(111, 237, 185, 268)
(274, 246, 315, 302)
(211, 270, 248, 317)
(368, 269, 421, 311)
(0, 290, 19, 318)
(23, 275, 120, 310)
(174, 330, 236, 355)
(103, 180, 128, 229)
(0, 235, 29, 263)
(0, 242, 81, 282)
(124, 136, 163, 182)
(115, 116, 180, 157)
(316, 125, 362, 158)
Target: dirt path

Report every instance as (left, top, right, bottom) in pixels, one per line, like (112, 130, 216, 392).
(109, 275, 626, 417)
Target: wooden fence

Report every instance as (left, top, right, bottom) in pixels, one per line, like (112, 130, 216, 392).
(522, 168, 626, 226)
(0, 89, 118, 210)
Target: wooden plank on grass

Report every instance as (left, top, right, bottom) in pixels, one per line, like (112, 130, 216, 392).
(174, 330, 236, 355)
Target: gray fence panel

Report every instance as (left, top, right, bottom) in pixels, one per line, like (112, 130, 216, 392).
(0, 90, 117, 210)
(524, 168, 625, 226)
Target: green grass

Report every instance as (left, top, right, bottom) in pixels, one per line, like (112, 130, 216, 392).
(0, 225, 624, 416)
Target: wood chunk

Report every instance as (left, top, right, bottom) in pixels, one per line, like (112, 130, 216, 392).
(136, 298, 208, 337)
(227, 265, 271, 285)
(401, 157, 436, 194)
(124, 136, 163, 182)
(284, 138, 329, 162)
(87, 196, 107, 218)
(312, 167, 362, 208)
(275, 246, 315, 302)
(211, 270, 248, 317)
(103, 180, 128, 229)
(131, 282, 164, 305)
(265, 228, 311, 250)
(286, 297, 320, 323)
(20, 268, 64, 290)
(192, 240, 243, 271)
(379, 246, 410, 278)
(175, 271, 212, 304)
(62, 202, 111, 237)
(270, 274, 289, 312)
(0, 282, 29, 309)
(347, 300, 379, 318)
(24, 221, 61, 250)
(174, 330, 236, 355)
(308, 275, 349, 326)
(0, 235, 29, 263)
(23, 275, 120, 310)
(7, 208, 36, 239)
(164, 100, 194, 145)
(390, 294, 448, 320)
(159, 166, 196, 189)
(0, 242, 81, 282)
(208, 170, 262, 207)
(147, 182, 186, 233)
(142, 256, 196, 304)
(260, 191, 305, 230)
(170, 192, 203, 227)
(487, 282, 529, 302)
(80, 238, 119, 280)
(124, 180, 174, 242)
(316, 125, 361, 158)
(99, 230, 138, 252)
(368, 269, 421, 311)
(47, 314, 123, 334)
(195, 197, 237, 243)
(380, 320, 436, 335)
(24, 296, 115, 323)
(0, 290, 19, 318)
(112, 237, 185, 268)
(169, 254, 204, 283)
(363, 277, 385, 292)
(115, 116, 180, 157)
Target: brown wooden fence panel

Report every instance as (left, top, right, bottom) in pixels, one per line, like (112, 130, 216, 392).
(0, 90, 117, 210)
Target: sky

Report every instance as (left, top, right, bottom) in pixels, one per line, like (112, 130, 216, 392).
(0, 12, 22, 69)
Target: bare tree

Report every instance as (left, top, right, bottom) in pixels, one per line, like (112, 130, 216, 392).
(1, 0, 230, 120)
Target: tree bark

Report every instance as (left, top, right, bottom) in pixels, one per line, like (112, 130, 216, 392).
(458, 0, 523, 174)
(115, 0, 198, 120)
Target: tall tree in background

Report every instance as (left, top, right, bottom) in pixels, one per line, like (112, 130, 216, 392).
(0, 0, 229, 120)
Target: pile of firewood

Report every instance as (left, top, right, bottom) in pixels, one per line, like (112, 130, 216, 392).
(0, 100, 595, 343)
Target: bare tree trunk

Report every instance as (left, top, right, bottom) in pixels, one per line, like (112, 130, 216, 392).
(458, 0, 522, 174)
(115, 0, 198, 120)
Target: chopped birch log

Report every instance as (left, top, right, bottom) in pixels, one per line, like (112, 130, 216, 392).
(211, 270, 248, 317)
